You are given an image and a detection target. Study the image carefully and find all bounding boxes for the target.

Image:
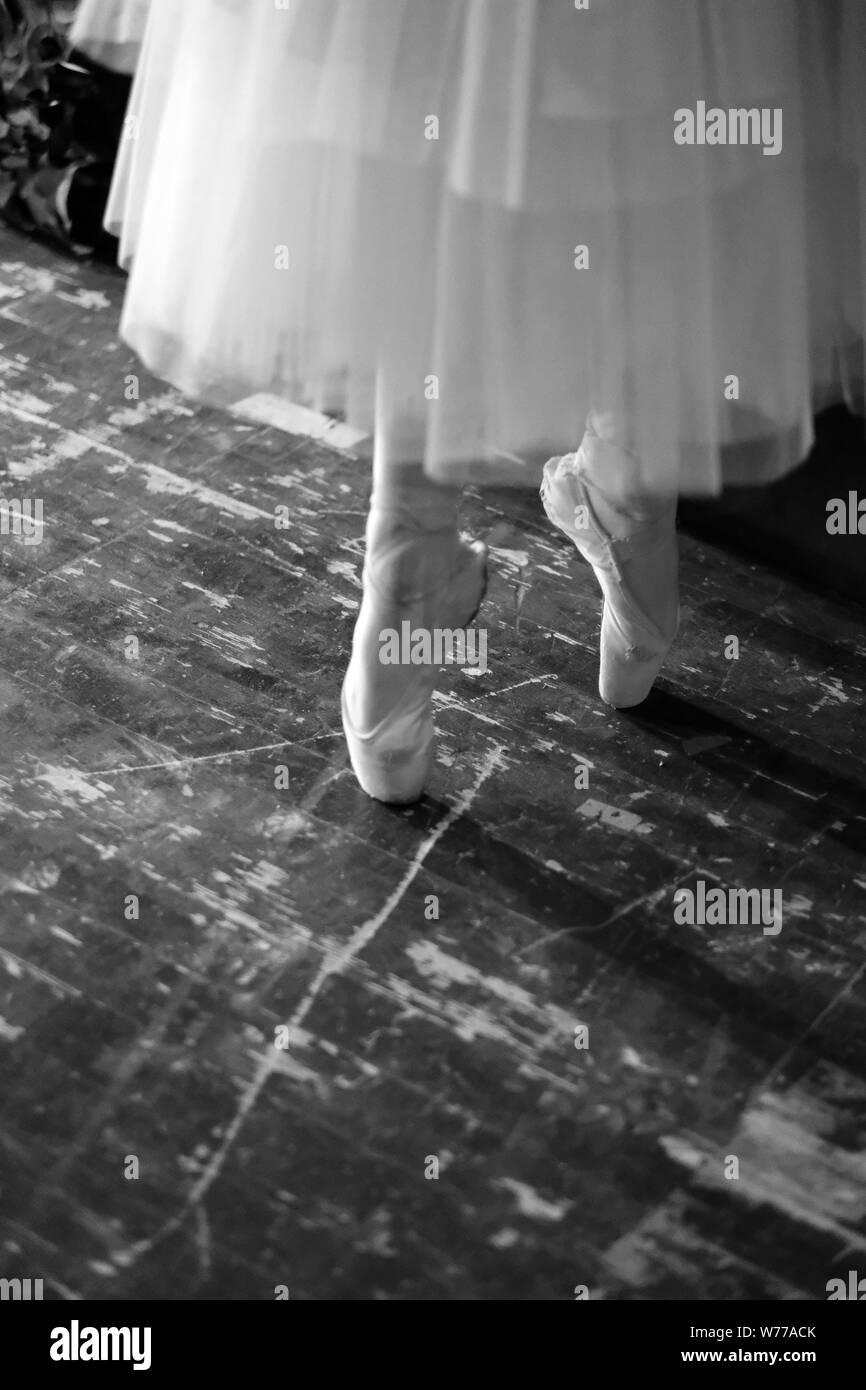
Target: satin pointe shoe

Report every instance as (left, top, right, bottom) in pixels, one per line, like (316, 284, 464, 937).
(541, 437, 679, 708)
(341, 517, 488, 803)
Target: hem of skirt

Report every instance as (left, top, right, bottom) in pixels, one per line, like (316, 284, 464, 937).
(121, 323, 852, 497)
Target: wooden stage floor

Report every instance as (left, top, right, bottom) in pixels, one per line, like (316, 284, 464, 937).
(0, 227, 864, 1301)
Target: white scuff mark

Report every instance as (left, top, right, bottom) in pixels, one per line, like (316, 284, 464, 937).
(577, 798, 654, 836)
(267, 1045, 327, 1096)
(807, 675, 850, 704)
(197, 626, 267, 667)
(4, 859, 61, 891)
(488, 674, 555, 700)
(265, 473, 326, 500)
(753, 769, 822, 802)
(498, 1178, 571, 1222)
(138, 462, 274, 521)
(489, 1228, 521, 1249)
(806, 675, 852, 718)
(785, 894, 812, 918)
(50, 926, 83, 946)
(151, 518, 193, 535)
(550, 631, 580, 646)
(700, 1080, 866, 1238)
(0, 1016, 24, 1041)
(621, 1046, 655, 1073)
(432, 691, 502, 727)
(385, 973, 516, 1047)
(34, 766, 110, 804)
(90, 741, 294, 778)
(404, 940, 579, 1044)
(57, 288, 110, 311)
(707, 811, 729, 828)
(230, 392, 368, 451)
(0, 947, 80, 997)
(0, 262, 61, 294)
(76, 834, 119, 861)
(242, 860, 290, 893)
(108, 392, 194, 428)
(165, 823, 203, 842)
(489, 547, 529, 570)
(326, 559, 360, 587)
(358, 1207, 398, 1257)
(2, 389, 52, 415)
(659, 1134, 706, 1169)
(9, 430, 95, 480)
(188, 882, 297, 947)
(181, 582, 232, 611)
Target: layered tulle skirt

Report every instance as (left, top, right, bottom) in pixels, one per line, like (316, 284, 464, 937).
(107, 0, 865, 493)
(70, 0, 151, 76)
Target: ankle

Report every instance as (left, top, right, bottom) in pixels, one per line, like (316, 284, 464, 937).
(579, 430, 675, 522)
(370, 463, 462, 535)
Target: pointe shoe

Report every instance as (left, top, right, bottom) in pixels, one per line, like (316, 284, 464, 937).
(341, 523, 488, 803)
(541, 440, 679, 708)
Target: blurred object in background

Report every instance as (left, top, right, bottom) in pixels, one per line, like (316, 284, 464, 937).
(0, 0, 147, 260)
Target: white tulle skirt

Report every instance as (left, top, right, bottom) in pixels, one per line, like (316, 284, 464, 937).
(70, 0, 151, 75)
(107, 0, 865, 494)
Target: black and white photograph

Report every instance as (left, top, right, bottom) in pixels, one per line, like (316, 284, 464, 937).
(0, 0, 865, 1342)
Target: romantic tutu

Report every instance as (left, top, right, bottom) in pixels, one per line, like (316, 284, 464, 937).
(107, 0, 866, 494)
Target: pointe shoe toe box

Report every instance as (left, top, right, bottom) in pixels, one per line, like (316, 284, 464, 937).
(341, 679, 434, 804)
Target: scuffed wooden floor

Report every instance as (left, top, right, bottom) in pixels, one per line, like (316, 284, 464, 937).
(0, 227, 865, 1301)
